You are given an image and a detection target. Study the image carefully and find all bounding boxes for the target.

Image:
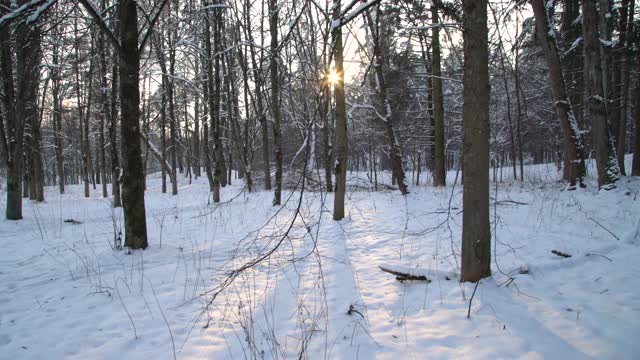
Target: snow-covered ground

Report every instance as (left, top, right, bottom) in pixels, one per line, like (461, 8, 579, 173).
(1, 159, 639, 359)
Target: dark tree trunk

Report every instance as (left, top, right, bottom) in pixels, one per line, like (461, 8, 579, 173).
(615, 0, 634, 174)
(530, 0, 586, 188)
(432, 2, 446, 187)
(1, 0, 41, 219)
(461, 0, 491, 283)
(270, 0, 283, 205)
(244, 0, 271, 190)
(365, 9, 408, 195)
(119, 0, 148, 249)
(193, 60, 201, 178)
(633, 59, 640, 175)
(323, 83, 333, 192)
(560, 0, 585, 129)
(99, 29, 109, 198)
(332, 0, 347, 220)
(167, 26, 178, 195)
(52, 38, 65, 194)
(109, 44, 122, 208)
(582, 0, 620, 189)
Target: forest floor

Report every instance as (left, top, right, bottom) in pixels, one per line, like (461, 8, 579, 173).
(1, 159, 639, 359)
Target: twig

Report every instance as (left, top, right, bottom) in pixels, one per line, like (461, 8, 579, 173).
(148, 277, 176, 360)
(347, 304, 365, 319)
(116, 279, 137, 339)
(587, 216, 619, 240)
(585, 253, 613, 262)
(467, 281, 480, 319)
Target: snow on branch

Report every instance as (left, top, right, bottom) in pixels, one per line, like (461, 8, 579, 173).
(0, 0, 52, 28)
(347, 101, 387, 123)
(77, 0, 120, 51)
(332, 0, 382, 30)
(138, 0, 171, 52)
(403, 23, 462, 31)
(199, 4, 230, 11)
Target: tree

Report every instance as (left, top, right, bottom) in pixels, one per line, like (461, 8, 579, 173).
(0, 0, 42, 219)
(431, 0, 446, 187)
(270, 0, 283, 205)
(77, 0, 170, 248)
(460, 0, 491, 283)
(530, 0, 586, 188)
(364, 6, 409, 195)
(332, 0, 348, 221)
(115, 0, 148, 248)
(581, 0, 620, 189)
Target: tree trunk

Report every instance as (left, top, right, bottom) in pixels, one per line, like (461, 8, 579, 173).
(323, 83, 333, 192)
(110, 41, 122, 208)
(270, 0, 283, 205)
(530, 0, 586, 188)
(211, 11, 223, 202)
(74, 18, 90, 199)
(615, 0, 634, 174)
(193, 60, 201, 178)
(461, 0, 491, 283)
(244, 0, 271, 190)
(119, 0, 148, 249)
(52, 39, 65, 194)
(1, 0, 41, 219)
(167, 26, 178, 195)
(332, 0, 348, 220)
(632, 59, 640, 175)
(560, 0, 584, 129)
(365, 9, 408, 195)
(432, 1, 446, 187)
(582, 0, 620, 189)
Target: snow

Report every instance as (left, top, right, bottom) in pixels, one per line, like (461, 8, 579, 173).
(1, 157, 640, 359)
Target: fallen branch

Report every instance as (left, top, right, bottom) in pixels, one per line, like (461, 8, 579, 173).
(551, 250, 572, 258)
(379, 264, 431, 282)
(587, 216, 620, 241)
(347, 304, 365, 319)
(586, 253, 613, 262)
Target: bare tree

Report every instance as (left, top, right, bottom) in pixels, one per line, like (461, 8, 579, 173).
(461, 0, 491, 283)
(530, 0, 586, 188)
(581, 0, 620, 189)
(332, 0, 347, 220)
(0, 0, 42, 219)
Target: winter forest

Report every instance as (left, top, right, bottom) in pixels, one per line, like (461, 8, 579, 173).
(1, 0, 639, 358)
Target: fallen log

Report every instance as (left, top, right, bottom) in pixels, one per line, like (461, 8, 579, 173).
(551, 250, 572, 258)
(379, 264, 431, 282)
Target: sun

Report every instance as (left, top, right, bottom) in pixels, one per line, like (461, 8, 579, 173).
(325, 69, 341, 85)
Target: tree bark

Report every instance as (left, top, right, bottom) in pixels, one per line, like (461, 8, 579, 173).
(52, 36, 65, 194)
(432, 1, 446, 187)
(615, 0, 634, 174)
(632, 58, 640, 175)
(365, 9, 408, 195)
(109, 40, 122, 208)
(323, 83, 333, 192)
(582, 0, 620, 189)
(530, 0, 586, 188)
(119, 0, 148, 249)
(461, 0, 491, 283)
(0, 0, 41, 219)
(332, 0, 348, 220)
(270, 0, 283, 205)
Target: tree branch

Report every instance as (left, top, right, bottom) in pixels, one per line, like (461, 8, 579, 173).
(77, 0, 120, 52)
(138, 0, 170, 52)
